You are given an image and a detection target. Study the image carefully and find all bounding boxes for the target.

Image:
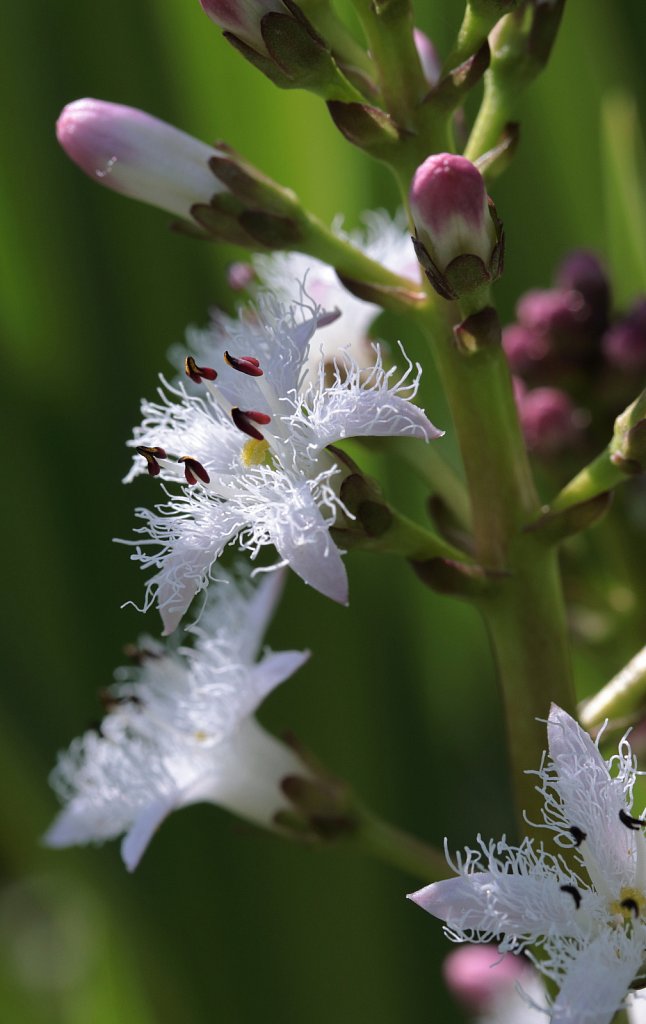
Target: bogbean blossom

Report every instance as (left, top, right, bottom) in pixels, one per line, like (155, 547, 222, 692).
(409, 705, 646, 1024)
(44, 571, 309, 871)
(122, 289, 442, 633)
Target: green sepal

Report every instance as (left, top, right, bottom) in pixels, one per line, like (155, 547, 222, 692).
(208, 154, 298, 216)
(426, 42, 490, 114)
(326, 101, 402, 157)
(474, 122, 520, 180)
(238, 210, 305, 248)
(335, 271, 425, 315)
(524, 492, 613, 545)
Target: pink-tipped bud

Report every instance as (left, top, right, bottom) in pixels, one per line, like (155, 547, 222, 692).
(410, 153, 503, 300)
(516, 386, 584, 456)
(199, 0, 283, 50)
(516, 288, 589, 337)
(443, 946, 532, 1014)
(502, 323, 550, 374)
(555, 249, 610, 332)
(602, 299, 646, 372)
(227, 261, 256, 292)
(413, 28, 441, 88)
(56, 99, 225, 221)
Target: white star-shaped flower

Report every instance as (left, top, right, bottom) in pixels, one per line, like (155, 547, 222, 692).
(409, 705, 646, 1024)
(44, 570, 309, 871)
(122, 289, 442, 633)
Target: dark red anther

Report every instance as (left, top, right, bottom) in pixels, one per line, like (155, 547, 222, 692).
(178, 456, 211, 485)
(231, 407, 271, 441)
(185, 355, 218, 384)
(224, 351, 263, 376)
(136, 446, 167, 477)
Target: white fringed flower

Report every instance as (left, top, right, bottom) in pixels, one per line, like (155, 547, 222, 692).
(123, 290, 442, 633)
(249, 211, 421, 384)
(409, 705, 646, 1024)
(44, 571, 309, 871)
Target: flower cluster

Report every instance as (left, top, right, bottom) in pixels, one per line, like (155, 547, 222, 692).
(410, 705, 646, 1024)
(503, 251, 646, 459)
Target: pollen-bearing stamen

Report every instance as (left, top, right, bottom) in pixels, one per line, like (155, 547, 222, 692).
(231, 407, 271, 441)
(569, 825, 587, 846)
(178, 456, 210, 485)
(136, 446, 167, 477)
(560, 884, 582, 909)
(224, 351, 264, 377)
(185, 355, 217, 384)
(619, 809, 644, 831)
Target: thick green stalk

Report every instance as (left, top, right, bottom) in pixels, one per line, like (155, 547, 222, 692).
(416, 301, 575, 824)
(354, 807, 448, 880)
(348, 0, 427, 130)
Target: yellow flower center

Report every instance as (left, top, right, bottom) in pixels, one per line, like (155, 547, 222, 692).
(241, 438, 272, 468)
(610, 887, 646, 922)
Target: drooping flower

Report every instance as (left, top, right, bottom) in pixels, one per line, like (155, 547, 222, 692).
(122, 290, 442, 633)
(44, 570, 309, 871)
(409, 705, 646, 1024)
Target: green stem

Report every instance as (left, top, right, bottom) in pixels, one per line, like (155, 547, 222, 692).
(359, 436, 472, 529)
(580, 646, 646, 729)
(464, 71, 512, 161)
(415, 301, 574, 828)
(443, 5, 497, 73)
(300, 211, 420, 292)
(355, 807, 448, 880)
(549, 448, 625, 513)
(348, 0, 427, 130)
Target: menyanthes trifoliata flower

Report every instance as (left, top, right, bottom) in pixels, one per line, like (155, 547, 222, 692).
(122, 290, 442, 633)
(44, 571, 309, 871)
(409, 705, 646, 1024)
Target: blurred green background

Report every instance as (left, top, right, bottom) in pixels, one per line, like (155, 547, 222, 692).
(2, 1, 646, 1020)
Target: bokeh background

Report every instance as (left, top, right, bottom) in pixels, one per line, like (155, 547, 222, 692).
(2, 1, 646, 1020)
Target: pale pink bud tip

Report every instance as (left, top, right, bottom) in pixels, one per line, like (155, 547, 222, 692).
(443, 946, 530, 1013)
(410, 153, 502, 299)
(516, 386, 584, 456)
(56, 99, 222, 220)
(199, 0, 283, 49)
(410, 154, 488, 243)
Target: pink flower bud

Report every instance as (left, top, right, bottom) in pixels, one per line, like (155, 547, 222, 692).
(443, 946, 531, 1013)
(516, 288, 589, 337)
(413, 28, 441, 87)
(516, 386, 584, 456)
(602, 299, 646, 372)
(410, 153, 503, 300)
(199, 0, 283, 50)
(56, 99, 224, 221)
(555, 249, 610, 332)
(502, 323, 550, 374)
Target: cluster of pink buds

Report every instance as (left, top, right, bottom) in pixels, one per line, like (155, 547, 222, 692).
(503, 250, 646, 459)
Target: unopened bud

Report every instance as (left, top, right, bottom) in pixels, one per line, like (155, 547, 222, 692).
(443, 945, 534, 1014)
(413, 28, 441, 87)
(555, 249, 610, 333)
(56, 99, 225, 221)
(502, 322, 550, 374)
(199, 0, 283, 51)
(516, 287, 590, 338)
(516, 385, 584, 456)
(410, 153, 503, 300)
(602, 299, 646, 373)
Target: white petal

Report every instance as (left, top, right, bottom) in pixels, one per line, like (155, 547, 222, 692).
(409, 866, 580, 945)
(203, 718, 304, 827)
(546, 705, 638, 892)
(249, 650, 310, 708)
(550, 929, 644, 1024)
(273, 514, 348, 604)
(305, 377, 442, 449)
(121, 794, 177, 872)
(236, 568, 288, 663)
